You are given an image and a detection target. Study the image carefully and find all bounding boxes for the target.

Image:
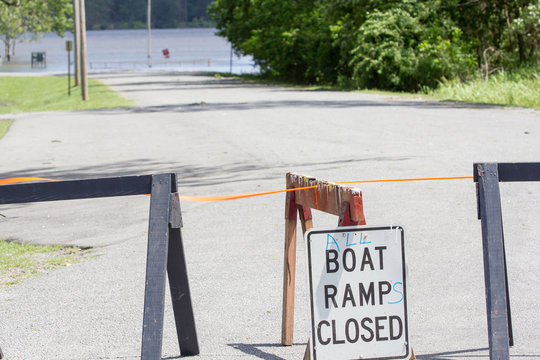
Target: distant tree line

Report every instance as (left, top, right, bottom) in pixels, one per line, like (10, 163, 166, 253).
(86, 0, 215, 30)
(209, 0, 540, 91)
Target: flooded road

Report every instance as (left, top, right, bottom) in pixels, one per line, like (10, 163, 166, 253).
(0, 28, 258, 74)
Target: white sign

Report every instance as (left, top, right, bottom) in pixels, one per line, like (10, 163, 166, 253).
(306, 226, 410, 360)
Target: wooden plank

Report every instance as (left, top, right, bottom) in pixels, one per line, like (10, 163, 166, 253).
(299, 205, 313, 236)
(287, 172, 365, 223)
(169, 193, 183, 229)
(168, 226, 200, 356)
(283, 173, 367, 350)
(282, 189, 298, 346)
(476, 163, 510, 360)
(0, 175, 153, 205)
(141, 174, 172, 360)
(497, 162, 540, 182)
(474, 162, 540, 182)
(299, 204, 314, 356)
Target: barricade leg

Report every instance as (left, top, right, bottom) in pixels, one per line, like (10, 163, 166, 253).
(499, 217, 514, 347)
(299, 205, 313, 234)
(167, 228, 199, 355)
(167, 193, 199, 356)
(141, 174, 172, 360)
(282, 190, 298, 346)
(476, 163, 510, 360)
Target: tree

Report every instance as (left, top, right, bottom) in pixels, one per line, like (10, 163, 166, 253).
(0, 0, 72, 61)
(442, 0, 538, 69)
(348, 3, 476, 91)
(210, 0, 537, 90)
(84, 0, 215, 30)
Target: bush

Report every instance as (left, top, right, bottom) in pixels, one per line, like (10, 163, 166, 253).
(349, 7, 476, 91)
(209, 0, 535, 91)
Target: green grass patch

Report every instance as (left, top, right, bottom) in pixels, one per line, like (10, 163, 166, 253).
(0, 76, 134, 114)
(225, 68, 540, 108)
(427, 70, 540, 108)
(0, 119, 12, 140)
(0, 240, 92, 288)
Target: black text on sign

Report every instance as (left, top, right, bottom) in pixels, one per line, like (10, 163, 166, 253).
(306, 226, 410, 360)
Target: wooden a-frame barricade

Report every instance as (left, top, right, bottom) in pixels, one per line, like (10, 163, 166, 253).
(0, 173, 199, 360)
(281, 172, 366, 359)
(474, 162, 540, 360)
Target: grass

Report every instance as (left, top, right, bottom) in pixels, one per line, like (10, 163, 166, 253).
(225, 68, 540, 108)
(425, 69, 540, 108)
(0, 119, 11, 140)
(0, 239, 91, 288)
(0, 76, 134, 114)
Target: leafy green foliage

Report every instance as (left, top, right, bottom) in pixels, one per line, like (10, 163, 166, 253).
(502, 1, 540, 65)
(210, 0, 539, 91)
(350, 5, 476, 91)
(209, 0, 337, 83)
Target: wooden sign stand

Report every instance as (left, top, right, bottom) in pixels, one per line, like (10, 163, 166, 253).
(0, 173, 199, 360)
(281, 173, 366, 359)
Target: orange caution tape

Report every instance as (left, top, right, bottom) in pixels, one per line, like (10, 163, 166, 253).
(178, 185, 317, 202)
(0, 176, 473, 202)
(336, 176, 473, 185)
(0, 177, 57, 186)
(177, 176, 474, 202)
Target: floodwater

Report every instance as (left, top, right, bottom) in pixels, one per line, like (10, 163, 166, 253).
(0, 28, 258, 74)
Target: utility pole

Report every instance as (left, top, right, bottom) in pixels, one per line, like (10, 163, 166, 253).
(73, 0, 81, 86)
(79, 0, 88, 100)
(147, 0, 151, 67)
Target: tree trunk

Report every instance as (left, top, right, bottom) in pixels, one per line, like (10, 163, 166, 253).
(516, 33, 526, 63)
(4, 39, 11, 61)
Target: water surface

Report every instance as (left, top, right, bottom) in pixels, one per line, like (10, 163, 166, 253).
(0, 28, 258, 74)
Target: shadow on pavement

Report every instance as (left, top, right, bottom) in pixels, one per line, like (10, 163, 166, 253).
(127, 98, 502, 115)
(93, 71, 504, 112)
(228, 342, 306, 360)
(0, 156, 411, 189)
(416, 348, 489, 359)
(415, 347, 540, 359)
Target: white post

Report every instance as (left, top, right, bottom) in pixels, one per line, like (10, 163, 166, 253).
(73, 0, 81, 86)
(79, 0, 88, 100)
(147, 0, 151, 67)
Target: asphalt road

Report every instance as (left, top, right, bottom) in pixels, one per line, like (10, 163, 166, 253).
(0, 71, 539, 360)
